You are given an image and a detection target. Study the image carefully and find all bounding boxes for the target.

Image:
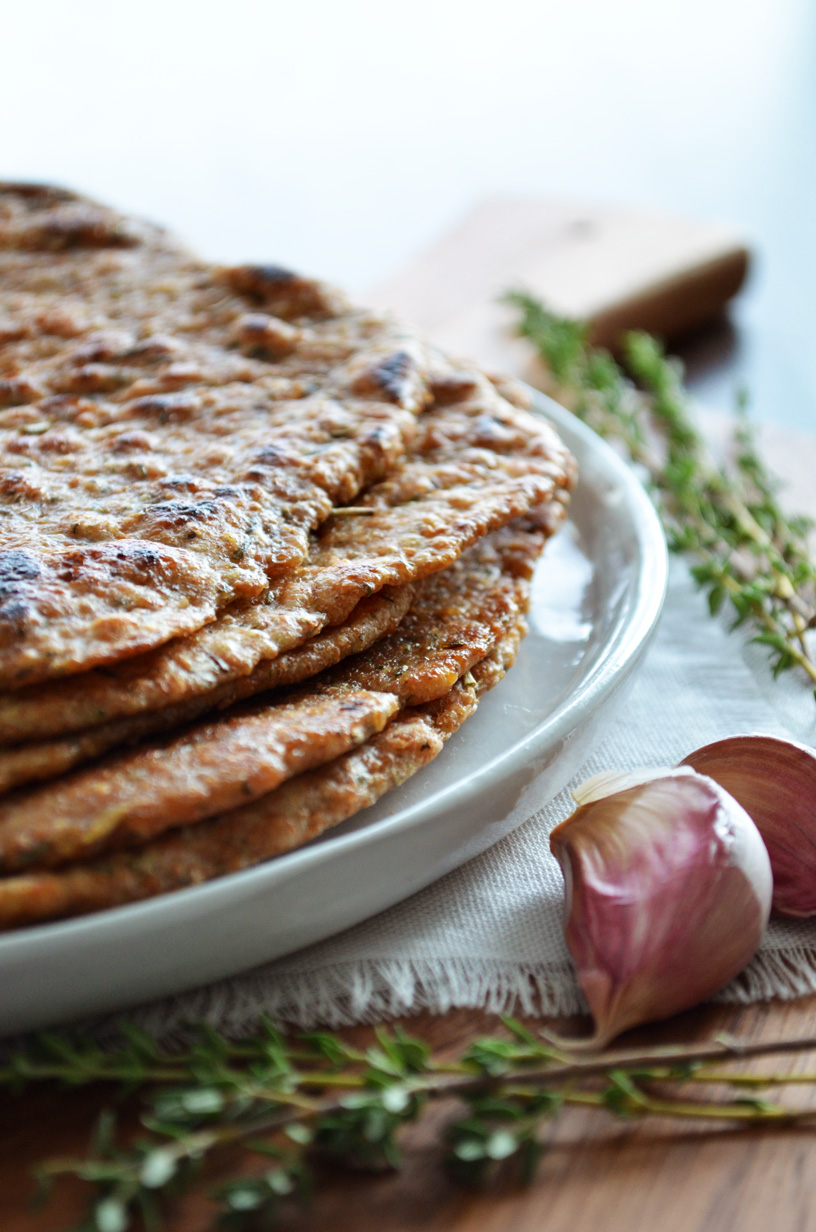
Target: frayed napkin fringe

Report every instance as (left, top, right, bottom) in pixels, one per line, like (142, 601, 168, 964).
(122, 947, 816, 1044)
(719, 946, 816, 1005)
(125, 958, 587, 1041)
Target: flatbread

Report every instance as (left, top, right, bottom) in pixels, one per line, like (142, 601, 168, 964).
(0, 683, 400, 873)
(0, 518, 545, 874)
(0, 184, 437, 684)
(0, 615, 525, 930)
(0, 384, 574, 744)
(0, 584, 414, 793)
(325, 519, 542, 705)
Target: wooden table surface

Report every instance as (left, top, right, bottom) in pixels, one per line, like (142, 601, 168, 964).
(5, 202, 816, 1232)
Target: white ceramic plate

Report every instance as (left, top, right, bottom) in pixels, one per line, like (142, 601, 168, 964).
(0, 394, 667, 1037)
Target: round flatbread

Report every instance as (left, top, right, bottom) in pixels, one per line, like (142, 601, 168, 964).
(0, 380, 574, 744)
(0, 184, 436, 683)
(0, 517, 545, 876)
(0, 600, 526, 929)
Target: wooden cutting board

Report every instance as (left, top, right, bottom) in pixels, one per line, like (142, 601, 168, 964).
(372, 201, 816, 526)
(370, 198, 750, 368)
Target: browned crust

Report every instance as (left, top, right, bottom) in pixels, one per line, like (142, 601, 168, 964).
(0, 519, 544, 874)
(326, 519, 544, 705)
(0, 386, 574, 744)
(0, 684, 400, 872)
(0, 584, 414, 793)
(0, 184, 439, 684)
(0, 510, 548, 792)
(0, 619, 525, 930)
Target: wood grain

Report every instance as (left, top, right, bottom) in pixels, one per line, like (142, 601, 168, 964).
(371, 199, 750, 362)
(2, 199, 814, 1232)
(5, 1000, 816, 1232)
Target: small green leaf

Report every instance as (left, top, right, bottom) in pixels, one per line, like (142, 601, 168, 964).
(602, 1070, 647, 1117)
(486, 1131, 518, 1160)
(499, 1016, 538, 1046)
(180, 1087, 225, 1115)
(266, 1169, 295, 1196)
(94, 1197, 128, 1232)
(139, 1148, 177, 1189)
(453, 1139, 486, 1162)
(707, 585, 726, 616)
(381, 1085, 410, 1113)
(733, 1097, 778, 1113)
(362, 1107, 389, 1143)
(224, 1184, 266, 1211)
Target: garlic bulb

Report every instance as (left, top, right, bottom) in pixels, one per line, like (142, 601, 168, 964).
(682, 735, 816, 918)
(550, 767, 772, 1046)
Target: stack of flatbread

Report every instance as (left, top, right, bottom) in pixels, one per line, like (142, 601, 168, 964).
(0, 184, 576, 930)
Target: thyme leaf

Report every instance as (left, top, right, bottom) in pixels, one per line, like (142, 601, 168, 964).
(9, 1019, 816, 1229)
(505, 291, 816, 696)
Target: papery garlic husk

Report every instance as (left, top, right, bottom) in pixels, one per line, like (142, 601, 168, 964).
(681, 735, 816, 919)
(550, 767, 772, 1047)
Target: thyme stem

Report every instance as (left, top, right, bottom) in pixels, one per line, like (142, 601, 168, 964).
(505, 292, 816, 699)
(11, 1019, 816, 1229)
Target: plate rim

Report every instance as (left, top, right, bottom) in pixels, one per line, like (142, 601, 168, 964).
(0, 392, 668, 957)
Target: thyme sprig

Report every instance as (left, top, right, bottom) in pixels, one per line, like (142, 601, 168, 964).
(505, 292, 816, 693)
(9, 1018, 816, 1230)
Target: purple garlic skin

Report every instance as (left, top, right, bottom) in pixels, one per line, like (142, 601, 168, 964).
(682, 735, 816, 919)
(550, 768, 772, 1047)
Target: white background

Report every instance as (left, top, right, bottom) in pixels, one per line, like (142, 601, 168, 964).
(3, 0, 814, 424)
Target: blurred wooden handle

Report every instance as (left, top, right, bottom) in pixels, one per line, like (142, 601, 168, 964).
(369, 198, 750, 371)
